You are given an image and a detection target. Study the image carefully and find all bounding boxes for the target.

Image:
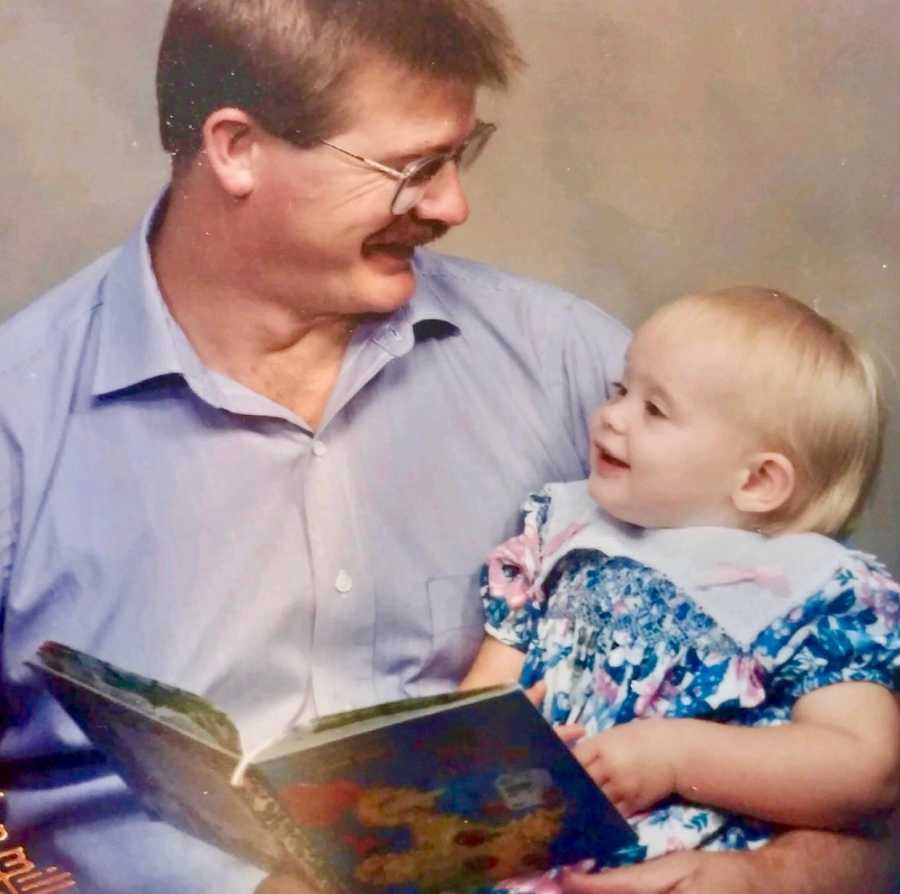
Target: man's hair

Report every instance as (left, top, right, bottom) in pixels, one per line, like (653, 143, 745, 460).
(157, 0, 522, 168)
(655, 286, 885, 537)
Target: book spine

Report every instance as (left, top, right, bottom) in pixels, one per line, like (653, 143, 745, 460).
(241, 771, 349, 894)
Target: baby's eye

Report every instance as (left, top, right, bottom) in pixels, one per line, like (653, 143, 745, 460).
(610, 381, 627, 398)
(645, 401, 666, 418)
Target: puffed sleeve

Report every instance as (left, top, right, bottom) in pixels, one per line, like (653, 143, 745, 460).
(758, 553, 900, 704)
(481, 488, 555, 653)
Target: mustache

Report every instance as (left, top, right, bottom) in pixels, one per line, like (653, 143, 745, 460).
(365, 219, 449, 248)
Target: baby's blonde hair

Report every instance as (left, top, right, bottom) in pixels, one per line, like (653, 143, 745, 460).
(651, 286, 884, 536)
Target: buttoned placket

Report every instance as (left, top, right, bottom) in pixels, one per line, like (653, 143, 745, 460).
(304, 321, 415, 715)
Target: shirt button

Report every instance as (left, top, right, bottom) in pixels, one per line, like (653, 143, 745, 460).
(312, 440, 327, 457)
(335, 569, 353, 594)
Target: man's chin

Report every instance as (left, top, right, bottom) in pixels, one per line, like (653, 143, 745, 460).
(358, 256, 418, 312)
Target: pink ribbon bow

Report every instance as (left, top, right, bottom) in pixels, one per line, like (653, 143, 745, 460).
(696, 563, 792, 599)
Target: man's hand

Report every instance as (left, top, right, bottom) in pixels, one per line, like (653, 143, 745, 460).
(572, 719, 676, 816)
(255, 874, 320, 894)
(563, 814, 900, 894)
(258, 854, 754, 894)
(560, 850, 756, 894)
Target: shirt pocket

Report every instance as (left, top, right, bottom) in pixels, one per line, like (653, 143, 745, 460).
(417, 571, 485, 690)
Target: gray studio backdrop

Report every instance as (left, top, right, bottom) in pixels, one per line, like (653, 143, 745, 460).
(3, 2, 898, 572)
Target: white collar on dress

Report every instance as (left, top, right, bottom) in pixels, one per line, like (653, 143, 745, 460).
(538, 480, 849, 645)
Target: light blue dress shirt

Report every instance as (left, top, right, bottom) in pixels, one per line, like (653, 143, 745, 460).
(0, 203, 629, 893)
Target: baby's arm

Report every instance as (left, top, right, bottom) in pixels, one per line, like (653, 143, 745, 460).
(576, 681, 900, 827)
(674, 681, 900, 826)
(459, 636, 525, 690)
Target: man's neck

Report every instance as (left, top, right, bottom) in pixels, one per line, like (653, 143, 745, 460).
(150, 186, 364, 429)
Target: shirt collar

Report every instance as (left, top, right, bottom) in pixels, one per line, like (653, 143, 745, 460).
(91, 196, 185, 398)
(407, 248, 461, 334)
(91, 207, 460, 398)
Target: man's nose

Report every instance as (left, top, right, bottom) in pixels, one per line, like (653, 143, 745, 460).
(412, 162, 470, 227)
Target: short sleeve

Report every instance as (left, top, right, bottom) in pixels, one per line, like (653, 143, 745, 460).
(761, 555, 900, 703)
(481, 488, 554, 652)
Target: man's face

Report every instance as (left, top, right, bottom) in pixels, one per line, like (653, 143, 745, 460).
(588, 316, 756, 529)
(248, 62, 477, 317)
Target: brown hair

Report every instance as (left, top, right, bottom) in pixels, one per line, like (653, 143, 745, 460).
(654, 287, 885, 536)
(157, 0, 522, 167)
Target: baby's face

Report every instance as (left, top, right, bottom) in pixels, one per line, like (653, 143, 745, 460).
(588, 315, 757, 529)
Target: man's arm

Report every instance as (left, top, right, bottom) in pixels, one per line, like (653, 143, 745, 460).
(256, 818, 900, 894)
(560, 815, 900, 894)
(0, 423, 20, 611)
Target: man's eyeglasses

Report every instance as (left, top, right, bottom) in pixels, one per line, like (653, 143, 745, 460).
(318, 120, 496, 215)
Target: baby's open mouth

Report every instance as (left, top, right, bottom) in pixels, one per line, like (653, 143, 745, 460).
(599, 447, 629, 469)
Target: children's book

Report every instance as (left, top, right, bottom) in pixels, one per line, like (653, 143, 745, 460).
(30, 641, 636, 894)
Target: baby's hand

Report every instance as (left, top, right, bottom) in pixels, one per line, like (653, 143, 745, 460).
(554, 723, 586, 746)
(572, 719, 676, 817)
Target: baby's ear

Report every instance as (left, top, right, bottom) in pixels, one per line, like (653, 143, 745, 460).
(732, 452, 795, 517)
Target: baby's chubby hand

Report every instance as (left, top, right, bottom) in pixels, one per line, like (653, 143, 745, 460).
(572, 719, 677, 817)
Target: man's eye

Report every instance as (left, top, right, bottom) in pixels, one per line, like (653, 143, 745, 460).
(405, 156, 446, 185)
(645, 401, 666, 418)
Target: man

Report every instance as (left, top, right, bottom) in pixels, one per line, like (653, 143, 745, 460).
(0, 2, 895, 893)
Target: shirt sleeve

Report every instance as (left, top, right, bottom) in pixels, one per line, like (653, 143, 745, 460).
(0, 425, 20, 609)
(539, 297, 631, 477)
(482, 488, 555, 652)
(762, 554, 900, 703)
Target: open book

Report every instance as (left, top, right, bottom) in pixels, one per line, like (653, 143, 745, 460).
(30, 642, 635, 894)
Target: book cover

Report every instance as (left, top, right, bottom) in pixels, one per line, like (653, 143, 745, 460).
(31, 642, 635, 894)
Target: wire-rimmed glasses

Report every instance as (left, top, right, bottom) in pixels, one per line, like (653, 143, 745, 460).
(318, 120, 496, 215)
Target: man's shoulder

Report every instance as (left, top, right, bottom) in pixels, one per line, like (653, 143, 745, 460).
(414, 249, 629, 337)
(415, 249, 575, 300)
(0, 249, 117, 381)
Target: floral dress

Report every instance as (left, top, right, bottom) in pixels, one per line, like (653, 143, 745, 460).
(483, 481, 900, 870)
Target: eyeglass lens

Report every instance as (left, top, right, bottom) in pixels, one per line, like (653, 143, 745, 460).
(390, 124, 494, 215)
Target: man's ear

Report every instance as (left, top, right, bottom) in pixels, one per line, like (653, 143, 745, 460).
(732, 452, 795, 516)
(201, 108, 259, 198)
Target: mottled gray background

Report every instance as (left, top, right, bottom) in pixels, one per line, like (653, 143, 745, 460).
(3, 2, 897, 571)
